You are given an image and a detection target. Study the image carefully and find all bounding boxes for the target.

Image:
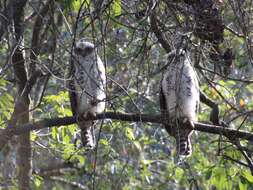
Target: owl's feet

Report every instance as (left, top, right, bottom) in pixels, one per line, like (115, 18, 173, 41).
(83, 111, 96, 120)
(81, 128, 95, 150)
(90, 99, 99, 106)
(182, 118, 195, 129)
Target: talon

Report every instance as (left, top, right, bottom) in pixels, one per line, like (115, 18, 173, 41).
(83, 111, 96, 120)
(189, 121, 195, 129)
(77, 115, 85, 122)
(182, 119, 195, 129)
(87, 111, 96, 119)
(90, 99, 99, 106)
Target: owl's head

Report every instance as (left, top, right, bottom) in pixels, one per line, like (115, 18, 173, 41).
(74, 39, 95, 58)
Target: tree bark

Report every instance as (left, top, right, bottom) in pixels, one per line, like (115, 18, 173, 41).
(11, 0, 30, 189)
(1, 112, 253, 151)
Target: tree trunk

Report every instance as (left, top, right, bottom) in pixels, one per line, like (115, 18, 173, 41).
(11, 0, 31, 189)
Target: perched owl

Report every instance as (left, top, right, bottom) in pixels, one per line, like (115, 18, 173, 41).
(160, 50, 199, 156)
(69, 39, 106, 149)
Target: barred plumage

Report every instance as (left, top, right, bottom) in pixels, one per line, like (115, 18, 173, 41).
(160, 50, 199, 156)
(69, 39, 106, 149)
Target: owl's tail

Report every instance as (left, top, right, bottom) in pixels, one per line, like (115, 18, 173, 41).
(78, 120, 95, 149)
(176, 132, 192, 156)
(176, 121, 194, 157)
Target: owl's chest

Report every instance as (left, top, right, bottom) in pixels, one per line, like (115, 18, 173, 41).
(162, 61, 199, 120)
(163, 63, 190, 94)
(72, 57, 106, 114)
(74, 59, 98, 88)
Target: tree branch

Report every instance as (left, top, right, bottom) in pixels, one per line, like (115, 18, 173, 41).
(150, 11, 171, 53)
(48, 176, 88, 190)
(0, 1, 12, 41)
(33, 161, 78, 178)
(30, 0, 53, 75)
(1, 112, 253, 151)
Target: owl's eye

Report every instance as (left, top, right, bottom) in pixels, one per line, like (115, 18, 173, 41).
(74, 47, 82, 54)
(85, 47, 93, 53)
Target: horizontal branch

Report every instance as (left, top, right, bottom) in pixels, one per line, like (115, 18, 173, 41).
(0, 112, 253, 151)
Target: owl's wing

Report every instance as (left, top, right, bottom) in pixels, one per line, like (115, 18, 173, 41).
(159, 79, 167, 114)
(159, 78, 172, 135)
(68, 77, 77, 116)
(68, 55, 78, 116)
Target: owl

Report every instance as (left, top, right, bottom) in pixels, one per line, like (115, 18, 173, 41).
(160, 50, 199, 156)
(69, 39, 106, 149)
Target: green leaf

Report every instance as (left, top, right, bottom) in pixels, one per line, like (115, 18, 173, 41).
(175, 168, 184, 179)
(51, 127, 58, 140)
(141, 159, 152, 165)
(72, 0, 81, 11)
(67, 124, 76, 135)
(125, 127, 135, 140)
(239, 181, 248, 190)
(133, 140, 142, 151)
(71, 0, 90, 11)
(34, 175, 42, 188)
(219, 80, 225, 86)
(242, 171, 253, 183)
(61, 127, 66, 137)
(112, 0, 121, 17)
(63, 134, 70, 144)
(62, 144, 75, 159)
(100, 139, 109, 146)
(30, 132, 37, 141)
(71, 155, 86, 165)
